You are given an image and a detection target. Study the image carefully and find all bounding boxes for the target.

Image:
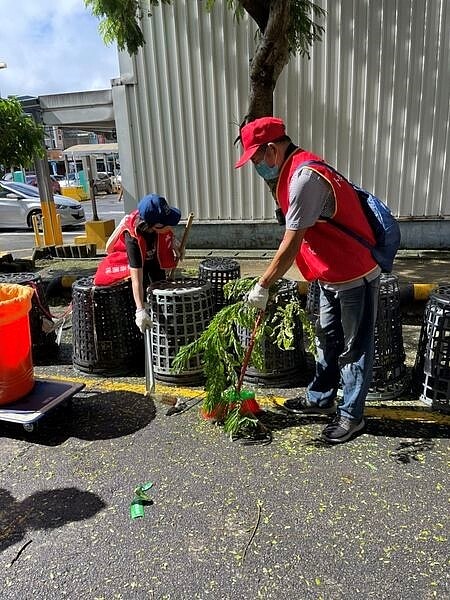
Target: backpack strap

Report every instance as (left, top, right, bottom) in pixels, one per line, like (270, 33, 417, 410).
(299, 160, 374, 250)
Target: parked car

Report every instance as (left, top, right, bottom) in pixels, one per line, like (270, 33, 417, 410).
(58, 172, 113, 195)
(93, 172, 113, 195)
(1, 172, 62, 195)
(0, 181, 85, 229)
(58, 173, 79, 187)
(27, 174, 62, 195)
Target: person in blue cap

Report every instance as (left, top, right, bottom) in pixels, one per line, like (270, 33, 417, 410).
(94, 194, 182, 332)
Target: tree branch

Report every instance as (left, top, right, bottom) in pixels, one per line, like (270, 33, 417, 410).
(239, 0, 270, 32)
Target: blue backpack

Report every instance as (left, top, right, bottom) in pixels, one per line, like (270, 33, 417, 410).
(301, 161, 401, 273)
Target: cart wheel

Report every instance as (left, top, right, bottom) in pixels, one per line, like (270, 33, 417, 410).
(23, 423, 35, 433)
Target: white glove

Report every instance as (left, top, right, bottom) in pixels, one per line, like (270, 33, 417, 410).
(135, 308, 153, 333)
(247, 283, 269, 310)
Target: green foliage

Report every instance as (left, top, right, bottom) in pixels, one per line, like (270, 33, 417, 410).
(85, 0, 172, 54)
(205, 0, 244, 21)
(289, 0, 326, 58)
(0, 98, 44, 170)
(271, 298, 316, 355)
(222, 406, 258, 437)
(172, 277, 316, 436)
(85, 0, 325, 58)
(172, 295, 259, 413)
(215, 1, 326, 58)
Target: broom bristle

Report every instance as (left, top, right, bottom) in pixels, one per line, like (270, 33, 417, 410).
(158, 394, 178, 406)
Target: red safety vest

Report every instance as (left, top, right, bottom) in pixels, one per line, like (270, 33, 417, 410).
(94, 210, 177, 286)
(276, 149, 377, 283)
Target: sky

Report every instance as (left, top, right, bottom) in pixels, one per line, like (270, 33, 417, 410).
(0, 0, 119, 98)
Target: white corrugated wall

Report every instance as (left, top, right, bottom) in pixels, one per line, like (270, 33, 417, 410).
(113, 0, 449, 224)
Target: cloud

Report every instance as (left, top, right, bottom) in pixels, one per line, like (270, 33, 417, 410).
(0, 0, 119, 98)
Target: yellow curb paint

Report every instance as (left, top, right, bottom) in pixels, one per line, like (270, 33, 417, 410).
(269, 396, 450, 425)
(40, 374, 204, 399)
(364, 406, 450, 425)
(39, 374, 450, 425)
(413, 283, 438, 301)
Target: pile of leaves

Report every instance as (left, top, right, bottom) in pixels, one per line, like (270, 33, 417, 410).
(172, 277, 315, 437)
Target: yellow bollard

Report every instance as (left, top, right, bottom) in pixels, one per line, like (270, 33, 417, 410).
(41, 201, 63, 247)
(32, 215, 43, 247)
(74, 220, 115, 251)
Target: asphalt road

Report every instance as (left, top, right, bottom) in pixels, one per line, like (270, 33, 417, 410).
(0, 194, 125, 258)
(1, 366, 449, 599)
(0, 314, 449, 599)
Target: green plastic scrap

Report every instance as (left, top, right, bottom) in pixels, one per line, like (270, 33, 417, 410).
(130, 481, 153, 519)
(130, 497, 145, 519)
(134, 481, 153, 500)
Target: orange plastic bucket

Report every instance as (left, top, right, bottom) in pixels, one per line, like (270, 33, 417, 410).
(0, 283, 35, 405)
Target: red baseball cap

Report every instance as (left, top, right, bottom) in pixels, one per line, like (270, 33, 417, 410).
(235, 117, 286, 168)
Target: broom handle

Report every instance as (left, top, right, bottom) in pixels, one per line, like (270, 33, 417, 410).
(236, 309, 265, 393)
(168, 212, 194, 280)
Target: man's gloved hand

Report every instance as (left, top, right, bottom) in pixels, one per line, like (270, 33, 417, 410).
(135, 308, 153, 333)
(247, 282, 269, 310)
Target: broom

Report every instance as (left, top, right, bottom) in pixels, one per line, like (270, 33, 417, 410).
(167, 212, 194, 280)
(230, 308, 265, 415)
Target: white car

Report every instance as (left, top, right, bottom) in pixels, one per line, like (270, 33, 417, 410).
(0, 181, 86, 229)
(58, 173, 79, 187)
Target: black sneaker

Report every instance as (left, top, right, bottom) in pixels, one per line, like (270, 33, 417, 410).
(321, 415, 365, 443)
(283, 396, 336, 415)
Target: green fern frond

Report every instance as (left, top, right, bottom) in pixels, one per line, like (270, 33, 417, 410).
(173, 278, 316, 436)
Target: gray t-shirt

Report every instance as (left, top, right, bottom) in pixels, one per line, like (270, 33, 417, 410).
(286, 166, 380, 289)
(286, 167, 335, 230)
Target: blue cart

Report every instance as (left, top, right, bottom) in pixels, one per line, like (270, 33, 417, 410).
(0, 379, 85, 432)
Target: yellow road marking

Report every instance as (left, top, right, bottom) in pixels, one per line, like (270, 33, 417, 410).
(41, 373, 203, 399)
(41, 373, 450, 426)
(270, 397, 450, 425)
(364, 406, 450, 425)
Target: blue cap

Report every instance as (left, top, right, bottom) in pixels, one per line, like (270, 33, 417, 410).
(137, 194, 181, 226)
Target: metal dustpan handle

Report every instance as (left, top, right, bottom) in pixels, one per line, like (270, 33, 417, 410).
(144, 327, 155, 396)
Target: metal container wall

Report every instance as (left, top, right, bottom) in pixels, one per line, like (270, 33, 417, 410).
(113, 0, 450, 225)
(72, 278, 143, 375)
(198, 257, 241, 311)
(147, 278, 214, 385)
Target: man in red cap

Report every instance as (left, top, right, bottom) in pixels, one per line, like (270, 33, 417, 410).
(235, 116, 380, 444)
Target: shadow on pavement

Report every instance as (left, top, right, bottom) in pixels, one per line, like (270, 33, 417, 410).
(257, 406, 450, 442)
(0, 391, 156, 446)
(0, 487, 106, 553)
(34, 341, 146, 374)
(364, 417, 450, 440)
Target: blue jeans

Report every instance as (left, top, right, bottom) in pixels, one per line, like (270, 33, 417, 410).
(307, 277, 380, 421)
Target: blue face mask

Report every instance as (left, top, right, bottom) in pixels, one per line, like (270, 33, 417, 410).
(254, 160, 279, 181)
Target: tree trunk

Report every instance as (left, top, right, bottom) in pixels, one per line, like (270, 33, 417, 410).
(245, 0, 292, 121)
